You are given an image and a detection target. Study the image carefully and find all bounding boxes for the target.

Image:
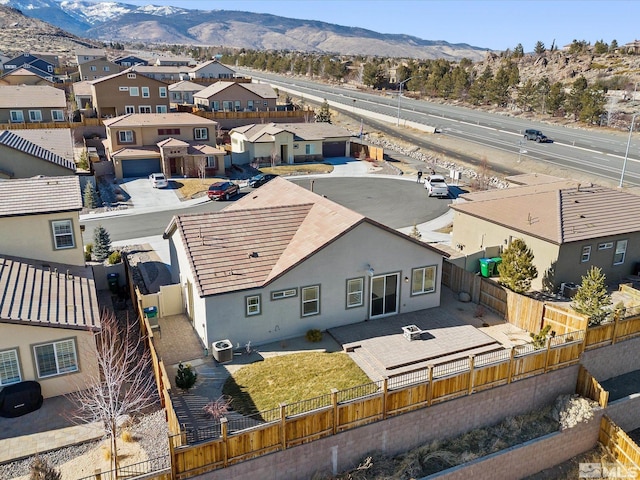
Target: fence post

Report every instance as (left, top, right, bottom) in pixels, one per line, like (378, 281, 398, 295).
(221, 417, 229, 467)
(427, 365, 434, 406)
(280, 402, 287, 449)
(169, 431, 176, 479)
(93, 469, 101, 480)
(331, 389, 339, 435)
(468, 355, 475, 395)
(180, 423, 187, 446)
(507, 347, 515, 383)
(612, 310, 621, 344)
(544, 337, 552, 373)
(382, 378, 388, 420)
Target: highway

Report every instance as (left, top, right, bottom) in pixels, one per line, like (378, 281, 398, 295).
(236, 68, 640, 188)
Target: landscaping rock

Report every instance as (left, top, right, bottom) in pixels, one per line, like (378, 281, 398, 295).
(459, 291, 471, 302)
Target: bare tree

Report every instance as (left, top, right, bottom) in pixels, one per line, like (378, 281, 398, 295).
(69, 311, 157, 477)
(197, 156, 207, 181)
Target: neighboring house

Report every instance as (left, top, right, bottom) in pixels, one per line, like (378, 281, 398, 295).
(102, 112, 224, 179)
(0, 254, 101, 399)
(78, 58, 123, 81)
(230, 122, 353, 164)
(193, 81, 277, 112)
(164, 177, 446, 349)
(88, 69, 170, 118)
(3, 53, 56, 80)
(129, 65, 191, 82)
(0, 67, 54, 86)
(113, 55, 149, 67)
(0, 128, 75, 177)
(449, 174, 640, 291)
(153, 56, 195, 67)
(0, 85, 67, 124)
(75, 48, 106, 65)
(71, 81, 93, 110)
(188, 60, 235, 80)
(168, 80, 206, 105)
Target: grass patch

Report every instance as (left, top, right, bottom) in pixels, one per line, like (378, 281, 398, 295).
(222, 351, 370, 415)
(260, 162, 334, 176)
(173, 178, 226, 199)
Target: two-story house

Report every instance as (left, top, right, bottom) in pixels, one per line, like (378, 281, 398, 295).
(78, 58, 123, 81)
(188, 60, 235, 80)
(0, 85, 67, 124)
(74, 48, 106, 65)
(88, 69, 170, 118)
(193, 81, 277, 112)
(113, 55, 149, 68)
(0, 176, 101, 399)
(102, 112, 225, 179)
(3, 53, 57, 81)
(168, 80, 206, 106)
(0, 67, 54, 86)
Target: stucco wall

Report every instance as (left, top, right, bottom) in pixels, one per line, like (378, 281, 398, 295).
(0, 323, 99, 398)
(0, 146, 74, 179)
(92, 74, 170, 118)
(0, 212, 84, 266)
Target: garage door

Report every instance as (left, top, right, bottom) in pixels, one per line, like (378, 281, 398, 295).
(121, 158, 161, 178)
(322, 141, 346, 157)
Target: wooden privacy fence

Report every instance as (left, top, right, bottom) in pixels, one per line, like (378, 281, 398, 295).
(599, 415, 640, 475)
(584, 312, 640, 350)
(168, 331, 585, 479)
(0, 118, 102, 130)
(576, 365, 609, 408)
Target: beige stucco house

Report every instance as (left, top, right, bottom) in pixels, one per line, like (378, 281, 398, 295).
(103, 112, 225, 179)
(0, 85, 67, 124)
(0, 130, 76, 179)
(0, 68, 54, 86)
(193, 81, 277, 112)
(230, 122, 353, 165)
(78, 57, 123, 81)
(450, 174, 640, 291)
(164, 177, 446, 349)
(188, 60, 235, 80)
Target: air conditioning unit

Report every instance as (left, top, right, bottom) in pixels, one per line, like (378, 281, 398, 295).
(561, 282, 579, 299)
(211, 339, 233, 363)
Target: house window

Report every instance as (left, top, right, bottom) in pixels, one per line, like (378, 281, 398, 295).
(305, 144, 313, 155)
(581, 245, 591, 263)
(263, 101, 268, 106)
(119, 86, 129, 91)
(156, 105, 167, 113)
(28, 110, 43, 122)
(90, 65, 97, 71)
(346, 278, 364, 308)
(51, 219, 75, 249)
(246, 294, 261, 316)
(47, 65, 53, 73)
(141, 86, 150, 98)
(598, 242, 613, 250)
(125, 105, 135, 114)
(129, 86, 139, 96)
(118, 130, 134, 143)
(411, 265, 437, 295)
(212, 101, 220, 111)
(0, 349, 21, 386)
(301, 285, 320, 317)
(206, 156, 216, 168)
(247, 100, 254, 110)
(51, 109, 64, 121)
(127, 73, 136, 79)
(194, 128, 208, 140)
(159, 87, 167, 98)
(234, 100, 241, 111)
(103, 66, 110, 72)
(10, 110, 24, 122)
(33, 338, 78, 378)
(614, 240, 627, 265)
(139, 106, 151, 113)
(271, 288, 297, 300)
(158, 128, 180, 135)
(223, 101, 233, 111)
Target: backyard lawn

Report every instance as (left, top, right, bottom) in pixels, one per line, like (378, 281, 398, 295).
(222, 351, 371, 415)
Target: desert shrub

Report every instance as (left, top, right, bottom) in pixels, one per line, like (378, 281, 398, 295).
(120, 429, 134, 443)
(305, 329, 323, 342)
(29, 456, 61, 480)
(108, 250, 122, 265)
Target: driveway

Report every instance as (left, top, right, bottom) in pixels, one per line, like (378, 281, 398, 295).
(119, 177, 183, 211)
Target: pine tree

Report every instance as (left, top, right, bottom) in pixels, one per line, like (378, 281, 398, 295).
(497, 238, 538, 294)
(83, 182, 97, 209)
(572, 266, 612, 326)
(30, 456, 61, 480)
(534, 41, 546, 54)
(315, 100, 332, 123)
(92, 225, 112, 261)
(409, 223, 422, 240)
(175, 362, 198, 391)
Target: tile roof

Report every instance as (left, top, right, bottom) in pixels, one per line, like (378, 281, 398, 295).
(111, 146, 159, 158)
(169, 177, 444, 297)
(231, 122, 353, 143)
(0, 130, 76, 171)
(102, 112, 217, 128)
(168, 80, 206, 92)
(89, 68, 169, 85)
(0, 68, 53, 83)
(195, 81, 276, 100)
(72, 80, 93, 96)
(188, 144, 225, 155)
(0, 255, 100, 331)
(11, 129, 75, 163)
(0, 176, 81, 217)
(452, 184, 640, 244)
(504, 173, 571, 186)
(157, 138, 188, 148)
(0, 85, 66, 108)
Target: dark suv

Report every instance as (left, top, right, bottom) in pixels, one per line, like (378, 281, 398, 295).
(524, 129, 550, 143)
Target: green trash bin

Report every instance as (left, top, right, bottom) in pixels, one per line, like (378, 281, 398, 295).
(107, 272, 119, 294)
(491, 257, 502, 276)
(143, 306, 158, 319)
(479, 258, 495, 278)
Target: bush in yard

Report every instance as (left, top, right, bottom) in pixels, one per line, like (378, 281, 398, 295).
(108, 250, 122, 265)
(497, 238, 538, 293)
(203, 395, 233, 419)
(92, 225, 112, 261)
(30, 456, 61, 480)
(175, 362, 198, 391)
(83, 182, 97, 209)
(84, 243, 93, 262)
(305, 329, 323, 342)
(572, 266, 612, 326)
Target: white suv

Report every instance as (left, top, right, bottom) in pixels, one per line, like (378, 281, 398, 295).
(149, 173, 168, 188)
(425, 174, 449, 198)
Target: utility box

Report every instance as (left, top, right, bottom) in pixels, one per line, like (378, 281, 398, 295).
(212, 339, 233, 363)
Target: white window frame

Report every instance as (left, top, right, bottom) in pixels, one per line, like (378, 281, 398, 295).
(119, 86, 129, 91)
(10, 110, 24, 122)
(127, 73, 136, 79)
(598, 242, 613, 250)
(118, 130, 134, 143)
(124, 105, 135, 114)
(581, 245, 591, 263)
(89, 65, 97, 71)
(0, 349, 21, 386)
(234, 100, 241, 111)
(139, 105, 151, 113)
(141, 86, 150, 98)
(614, 240, 627, 265)
(411, 265, 437, 296)
(247, 100, 254, 110)
(271, 288, 297, 300)
(28, 110, 43, 122)
(212, 100, 220, 111)
(51, 109, 65, 121)
(194, 128, 208, 140)
(205, 155, 216, 168)
(223, 101, 233, 111)
(305, 144, 313, 155)
(346, 278, 364, 308)
(246, 294, 261, 316)
(301, 285, 320, 317)
(51, 219, 75, 249)
(159, 87, 167, 98)
(156, 105, 167, 113)
(103, 66, 110, 72)
(33, 339, 78, 379)
(129, 86, 139, 96)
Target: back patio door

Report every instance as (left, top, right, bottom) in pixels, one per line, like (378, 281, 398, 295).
(370, 273, 399, 318)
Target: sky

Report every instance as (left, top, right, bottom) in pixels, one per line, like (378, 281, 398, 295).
(111, 0, 640, 52)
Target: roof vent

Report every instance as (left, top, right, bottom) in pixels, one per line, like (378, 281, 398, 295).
(249, 252, 259, 258)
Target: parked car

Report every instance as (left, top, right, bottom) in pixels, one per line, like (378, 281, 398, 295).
(208, 181, 239, 200)
(523, 129, 550, 143)
(248, 173, 278, 188)
(425, 174, 450, 198)
(149, 173, 168, 188)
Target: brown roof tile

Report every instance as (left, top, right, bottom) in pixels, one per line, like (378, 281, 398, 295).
(0, 176, 81, 217)
(102, 112, 217, 128)
(0, 85, 66, 108)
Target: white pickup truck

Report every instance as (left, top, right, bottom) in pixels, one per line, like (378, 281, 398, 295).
(425, 174, 450, 198)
